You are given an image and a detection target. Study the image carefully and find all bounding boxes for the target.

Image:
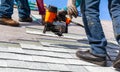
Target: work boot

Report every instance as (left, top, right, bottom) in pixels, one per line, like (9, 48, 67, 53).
(19, 17, 33, 22)
(0, 18, 19, 27)
(113, 52, 120, 69)
(76, 50, 106, 66)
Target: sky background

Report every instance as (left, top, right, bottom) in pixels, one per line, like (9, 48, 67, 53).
(30, 0, 111, 20)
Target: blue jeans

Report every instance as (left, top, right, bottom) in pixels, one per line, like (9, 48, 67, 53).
(0, 0, 30, 18)
(108, 0, 120, 44)
(81, 0, 120, 56)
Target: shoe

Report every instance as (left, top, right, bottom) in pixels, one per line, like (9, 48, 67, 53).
(76, 50, 106, 66)
(113, 52, 120, 69)
(0, 18, 19, 27)
(19, 17, 33, 22)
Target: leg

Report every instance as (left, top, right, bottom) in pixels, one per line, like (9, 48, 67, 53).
(15, 0, 32, 22)
(81, 0, 107, 57)
(76, 0, 107, 66)
(0, 0, 14, 18)
(0, 0, 19, 26)
(108, 0, 120, 68)
(36, 0, 45, 25)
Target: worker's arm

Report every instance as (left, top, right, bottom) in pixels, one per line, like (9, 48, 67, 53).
(57, 0, 81, 20)
(36, 0, 45, 15)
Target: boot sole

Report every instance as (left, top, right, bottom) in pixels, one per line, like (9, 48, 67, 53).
(0, 21, 20, 27)
(113, 59, 120, 68)
(76, 52, 106, 66)
(77, 56, 106, 66)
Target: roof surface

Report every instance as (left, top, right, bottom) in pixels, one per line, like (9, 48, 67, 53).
(0, 8, 119, 72)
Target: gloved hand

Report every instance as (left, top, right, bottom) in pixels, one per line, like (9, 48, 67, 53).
(67, 0, 78, 18)
(57, 10, 67, 21)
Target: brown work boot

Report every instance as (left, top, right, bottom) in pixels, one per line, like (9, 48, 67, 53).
(76, 50, 106, 66)
(113, 52, 120, 69)
(0, 18, 19, 27)
(19, 17, 33, 22)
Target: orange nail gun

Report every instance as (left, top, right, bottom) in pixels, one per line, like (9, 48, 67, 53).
(43, 5, 71, 36)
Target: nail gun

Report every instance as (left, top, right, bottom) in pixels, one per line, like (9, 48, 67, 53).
(43, 5, 71, 36)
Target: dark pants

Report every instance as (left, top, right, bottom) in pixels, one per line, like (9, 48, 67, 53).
(0, 0, 30, 18)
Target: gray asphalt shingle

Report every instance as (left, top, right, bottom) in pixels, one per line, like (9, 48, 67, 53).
(0, 37, 119, 72)
(47, 63, 70, 71)
(0, 9, 119, 72)
(0, 60, 7, 67)
(19, 40, 77, 53)
(6, 60, 29, 68)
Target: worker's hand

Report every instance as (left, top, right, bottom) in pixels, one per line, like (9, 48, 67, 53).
(57, 10, 67, 21)
(67, 0, 78, 18)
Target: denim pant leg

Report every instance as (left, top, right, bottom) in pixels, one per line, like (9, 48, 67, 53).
(0, 0, 14, 18)
(15, 0, 30, 18)
(81, 0, 107, 56)
(108, 0, 120, 44)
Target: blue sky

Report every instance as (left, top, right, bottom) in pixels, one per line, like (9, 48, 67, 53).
(99, 0, 111, 20)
